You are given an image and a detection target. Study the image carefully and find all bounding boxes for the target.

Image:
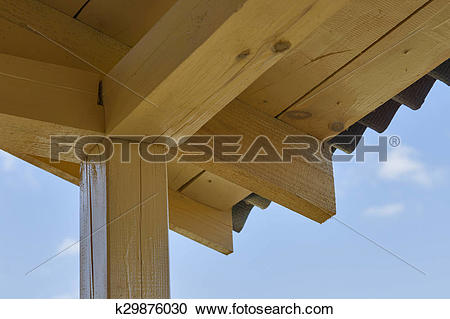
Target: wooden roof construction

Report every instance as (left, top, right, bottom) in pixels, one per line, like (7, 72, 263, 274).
(0, 0, 448, 298)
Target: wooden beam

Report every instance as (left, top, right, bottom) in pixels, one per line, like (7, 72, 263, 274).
(75, 0, 179, 46)
(80, 144, 170, 298)
(238, 0, 432, 117)
(179, 171, 250, 211)
(0, 53, 103, 132)
(169, 189, 233, 255)
(104, 0, 349, 138)
(196, 100, 336, 223)
(278, 0, 450, 139)
(0, 0, 129, 72)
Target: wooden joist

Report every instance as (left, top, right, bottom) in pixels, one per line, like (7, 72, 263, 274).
(104, 0, 349, 138)
(75, 0, 179, 47)
(0, 0, 129, 73)
(196, 100, 336, 223)
(0, 53, 103, 132)
(278, 0, 450, 139)
(169, 189, 233, 255)
(238, 0, 432, 117)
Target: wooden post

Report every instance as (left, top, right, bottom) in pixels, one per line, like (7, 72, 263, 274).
(80, 144, 170, 298)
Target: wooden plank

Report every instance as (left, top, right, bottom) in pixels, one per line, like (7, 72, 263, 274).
(76, 0, 179, 46)
(0, 113, 97, 163)
(8, 151, 234, 254)
(196, 100, 336, 223)
(0, 53, 103, 132)
(104, 0, 349, 138)
(180, 171, 250, 211)
(167, 162, 203, 191)
(0, 0, 129, 72)
(169, 189, 233, 255)
(238, 0, 431, 117)
(80, 144, 170, 298)
(278, 0, 450, 139)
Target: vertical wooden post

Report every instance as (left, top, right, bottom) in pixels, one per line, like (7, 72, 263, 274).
(80, 144, 170, 299)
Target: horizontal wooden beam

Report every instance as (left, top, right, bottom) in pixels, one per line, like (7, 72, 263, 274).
(238, 0, 431, 117)
(8, 151, 233, 254)
(0, 53, 103, 132)
(0, 0, 129, 72)
(278, 0, 450, 139)
(196, 100, 336, 223)
(104, 0, 349, 138)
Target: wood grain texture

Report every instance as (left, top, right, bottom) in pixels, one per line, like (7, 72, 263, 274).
(0, 53, 103, 132)
(0, 0, 129, 72)
(278, 0, 450, 139)
(180, 171, 250, 211)
(196, 100, 336, 223)
(169, 189, 233, 255)
(76, 0, 178, 46)
(238, 0, 430, 117)
(104, 0, 349, 138)
(80, 144, 170, 299)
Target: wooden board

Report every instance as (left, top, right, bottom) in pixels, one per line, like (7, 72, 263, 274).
(76, 0, 178, 46)
(238, 0, 431, 117)
(169, 189, 233, 255)
(0, 0, 129, 73)
(180, 171, 250, 211)
(278, 0, 450, 139)
(0, 53, 103, 132)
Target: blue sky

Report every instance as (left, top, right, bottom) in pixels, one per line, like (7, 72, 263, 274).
(0, 82, 448, 298)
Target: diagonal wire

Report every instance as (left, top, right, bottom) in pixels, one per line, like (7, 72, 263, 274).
(330, 215, 426, 275)
(25, 192, 158, 276)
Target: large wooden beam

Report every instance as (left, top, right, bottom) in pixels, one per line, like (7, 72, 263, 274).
(0, 53, 103, 132)
(278, 0, 450, 139)
(104, 0, 349, 138)
(196, 100, 336, 223)
(80, 144, 170, 298)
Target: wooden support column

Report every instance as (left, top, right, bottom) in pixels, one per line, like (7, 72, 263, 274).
(80, 144, 170, 299)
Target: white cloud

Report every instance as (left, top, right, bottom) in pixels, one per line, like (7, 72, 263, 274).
(0, 150, 16, 172)
(57, 238, 79, 256)
(379, 146, 435, 187)
(364, 203, 405, 217)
